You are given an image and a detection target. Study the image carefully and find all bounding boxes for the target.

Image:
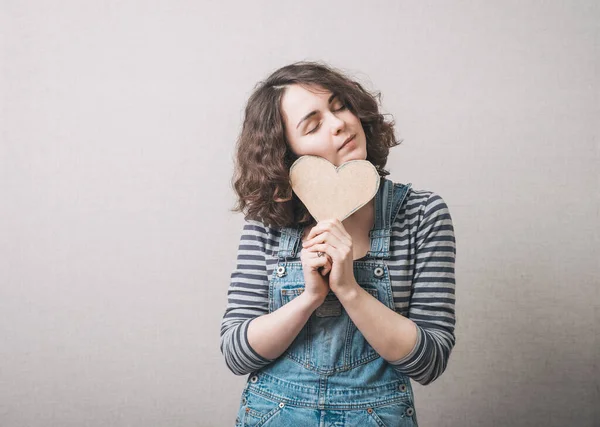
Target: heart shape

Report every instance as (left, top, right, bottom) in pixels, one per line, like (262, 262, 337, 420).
(289, 155, 380, 222)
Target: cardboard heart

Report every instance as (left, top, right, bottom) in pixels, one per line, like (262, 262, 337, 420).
(289, 155, 380, 222)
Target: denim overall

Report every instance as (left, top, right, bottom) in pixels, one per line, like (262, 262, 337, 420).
(235, 179, 418, 427)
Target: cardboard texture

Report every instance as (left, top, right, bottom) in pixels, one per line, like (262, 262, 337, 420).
(289, 155, 380, 222)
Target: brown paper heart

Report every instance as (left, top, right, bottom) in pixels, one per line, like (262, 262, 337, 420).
(289, 155, 380, 222)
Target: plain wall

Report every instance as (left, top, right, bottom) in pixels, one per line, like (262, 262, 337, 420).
(1, 1, 598, 426)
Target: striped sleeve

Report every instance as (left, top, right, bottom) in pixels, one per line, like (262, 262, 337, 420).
(389, 192, 457, 385)
(219, 220, 275, 375)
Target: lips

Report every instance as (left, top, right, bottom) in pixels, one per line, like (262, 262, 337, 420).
(339, 134, 356, 151)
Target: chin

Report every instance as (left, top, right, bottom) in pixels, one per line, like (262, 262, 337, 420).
(342, 149, 368, 164)
(336, 156, 363, 167)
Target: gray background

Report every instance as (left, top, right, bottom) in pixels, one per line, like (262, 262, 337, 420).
(1, 1, 598, 426)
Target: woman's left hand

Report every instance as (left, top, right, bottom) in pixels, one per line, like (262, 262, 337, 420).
(302, 219, 358, 295)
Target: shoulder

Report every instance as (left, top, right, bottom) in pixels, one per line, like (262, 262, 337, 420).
(410, 189, 449, 212)
(389, 181, 451, 213)
(244, 219, 286, 236)
(388, 182, 453, 227)
(240, 219, 282, 254)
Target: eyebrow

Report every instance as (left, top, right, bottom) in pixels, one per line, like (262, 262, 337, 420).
(296, 93, 338, 129)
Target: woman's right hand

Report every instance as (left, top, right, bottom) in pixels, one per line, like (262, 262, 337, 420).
(299, 245, 331, 304)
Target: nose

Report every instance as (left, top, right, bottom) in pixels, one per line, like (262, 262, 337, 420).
(328, 111, 345, 135)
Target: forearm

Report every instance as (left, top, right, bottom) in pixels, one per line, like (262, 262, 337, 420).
(337, 282, 418, 362)
(247, 292, 324, 360)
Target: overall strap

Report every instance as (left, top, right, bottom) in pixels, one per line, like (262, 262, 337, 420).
(367, 179, 412, 259)
(389, 182, 413, 229)
(277, 225, 304, 260)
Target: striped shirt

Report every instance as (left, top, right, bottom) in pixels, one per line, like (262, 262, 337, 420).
(220, 187, 457, 386)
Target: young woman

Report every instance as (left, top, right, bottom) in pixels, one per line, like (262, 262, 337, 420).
(220, 61, 457, 427)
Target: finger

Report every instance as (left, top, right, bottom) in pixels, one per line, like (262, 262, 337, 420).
(309, 243, 341, 262)
(306, 218, 351, 242)
(305, 232, 353, 259)
(304, 230, 338, 249)
(304, 228, 350, 249)
(332, 219, 352, 241)
(318, 255, 332, 276)
(308, 246, 333, 264)
(305, 219, 336, 241)
(301, 249, 330, 270)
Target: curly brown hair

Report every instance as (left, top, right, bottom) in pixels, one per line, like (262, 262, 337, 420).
(231, 61, 401, 229)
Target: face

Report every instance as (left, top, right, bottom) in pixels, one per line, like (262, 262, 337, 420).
(280, 84, 367, 167)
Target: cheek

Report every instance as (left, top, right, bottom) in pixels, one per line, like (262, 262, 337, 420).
(345, 111, 361, 124)
(297, 140, 322, 156)
(356, 120, 366, 135)
(303, 137, 332, 154)
(288, 136, 317, 157)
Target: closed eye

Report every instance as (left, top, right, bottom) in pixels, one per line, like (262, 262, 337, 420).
(307, 123, 321, 134)
(306, 104, 347, 134)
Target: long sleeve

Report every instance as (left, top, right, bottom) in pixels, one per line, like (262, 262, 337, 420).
(219, 220, 275, 375)
(389, 192, 457, 385)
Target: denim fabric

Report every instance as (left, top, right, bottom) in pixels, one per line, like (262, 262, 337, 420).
(235, 179, 419, 427)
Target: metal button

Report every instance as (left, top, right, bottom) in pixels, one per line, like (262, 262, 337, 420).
(374, 266, 384, 277)
(406, 407, 414, 416)
(250, 375, 258, 383)
(276, 265, 286, 277)
(241, 397, 246, 405)
(279, 402, 285, 408)
(399, 384, 407, 392)
(367, 408, 373, 414)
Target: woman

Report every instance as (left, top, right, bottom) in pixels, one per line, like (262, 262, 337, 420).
(220, 61, 456, 426)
